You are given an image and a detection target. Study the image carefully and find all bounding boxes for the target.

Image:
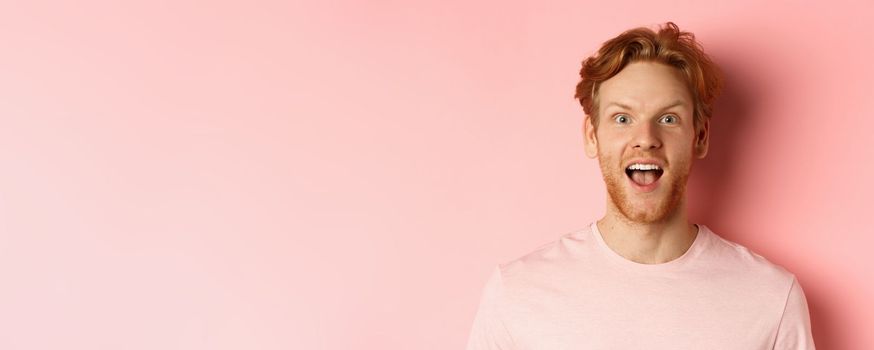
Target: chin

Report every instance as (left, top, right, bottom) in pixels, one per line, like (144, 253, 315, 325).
(623, 207, 673, 224)
(607, 179, 686, 224)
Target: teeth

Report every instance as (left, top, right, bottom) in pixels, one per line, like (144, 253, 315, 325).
(627, 163, 661, 171)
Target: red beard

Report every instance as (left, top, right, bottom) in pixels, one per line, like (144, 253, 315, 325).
(598, 156, 691, 223)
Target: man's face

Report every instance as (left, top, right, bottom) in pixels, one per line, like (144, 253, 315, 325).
(583, 61, 709, 224)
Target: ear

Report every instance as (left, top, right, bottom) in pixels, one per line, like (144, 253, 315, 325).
(584, 115, 599, 159)
(694, 118, 710, 159)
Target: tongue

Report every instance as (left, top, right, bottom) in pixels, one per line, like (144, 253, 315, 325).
(631, 170, 657, 186)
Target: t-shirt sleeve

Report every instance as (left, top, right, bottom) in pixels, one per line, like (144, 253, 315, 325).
(773, 276, 816, 349)
(465, 265, 516, 350)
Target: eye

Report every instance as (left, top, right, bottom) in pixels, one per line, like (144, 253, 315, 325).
(614, 114, 630, 124)
(660, 114, 678, 124)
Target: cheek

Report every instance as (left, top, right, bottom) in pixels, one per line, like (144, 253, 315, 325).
(596, 144, 624, 162)
(594, 132, 624, 154)
(667, 146, 696, 172)
(668, 131, 698, 157)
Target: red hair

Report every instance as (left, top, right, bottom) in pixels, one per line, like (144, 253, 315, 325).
(574, 22, 723, 129)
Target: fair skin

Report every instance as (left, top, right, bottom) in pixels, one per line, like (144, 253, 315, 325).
(583, 61, 710, 264)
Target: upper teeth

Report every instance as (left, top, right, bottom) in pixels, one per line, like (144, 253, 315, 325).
(627, 163, 661, 171)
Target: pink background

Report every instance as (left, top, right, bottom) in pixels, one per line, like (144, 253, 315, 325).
(0, 1, 871, 349)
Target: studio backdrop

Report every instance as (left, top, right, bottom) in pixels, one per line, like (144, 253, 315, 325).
(0, 1, 871, 349)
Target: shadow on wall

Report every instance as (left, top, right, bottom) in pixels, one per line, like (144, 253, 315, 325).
(686, 52, 842, 349)
(686, 57, 756, 229)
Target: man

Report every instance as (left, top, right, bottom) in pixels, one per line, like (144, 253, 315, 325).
(465, 22, 815, 349)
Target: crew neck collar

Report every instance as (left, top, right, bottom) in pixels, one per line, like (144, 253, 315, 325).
(590, 221, 709, 272)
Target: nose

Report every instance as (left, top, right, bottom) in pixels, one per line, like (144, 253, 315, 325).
(632, 122, 662, 150)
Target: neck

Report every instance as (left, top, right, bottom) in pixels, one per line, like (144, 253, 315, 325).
(596, 198, 699, 265)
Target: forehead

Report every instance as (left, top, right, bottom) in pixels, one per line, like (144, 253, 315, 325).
(598, 61, 692, 112)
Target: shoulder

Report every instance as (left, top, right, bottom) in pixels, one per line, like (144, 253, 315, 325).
(703, 226, 797, 291)
(494, 226, 595, 289)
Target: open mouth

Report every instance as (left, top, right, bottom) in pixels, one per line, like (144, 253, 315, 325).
(625, 165, 664, 187)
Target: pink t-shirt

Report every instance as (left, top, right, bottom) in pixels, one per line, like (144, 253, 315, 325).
(466, 222, 815, 349)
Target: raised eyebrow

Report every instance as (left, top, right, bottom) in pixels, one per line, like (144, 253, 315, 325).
(658, 100, 687, 114)
(605, 100, 688, 114)
(605, 102, 634, 111)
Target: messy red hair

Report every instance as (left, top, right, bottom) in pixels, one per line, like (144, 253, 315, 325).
(574, 22, 723, 130)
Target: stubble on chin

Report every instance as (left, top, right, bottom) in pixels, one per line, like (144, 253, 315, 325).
(598, 158, 690, 224)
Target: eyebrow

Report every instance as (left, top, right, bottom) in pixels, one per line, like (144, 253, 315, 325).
(605, 100, 687, 112)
